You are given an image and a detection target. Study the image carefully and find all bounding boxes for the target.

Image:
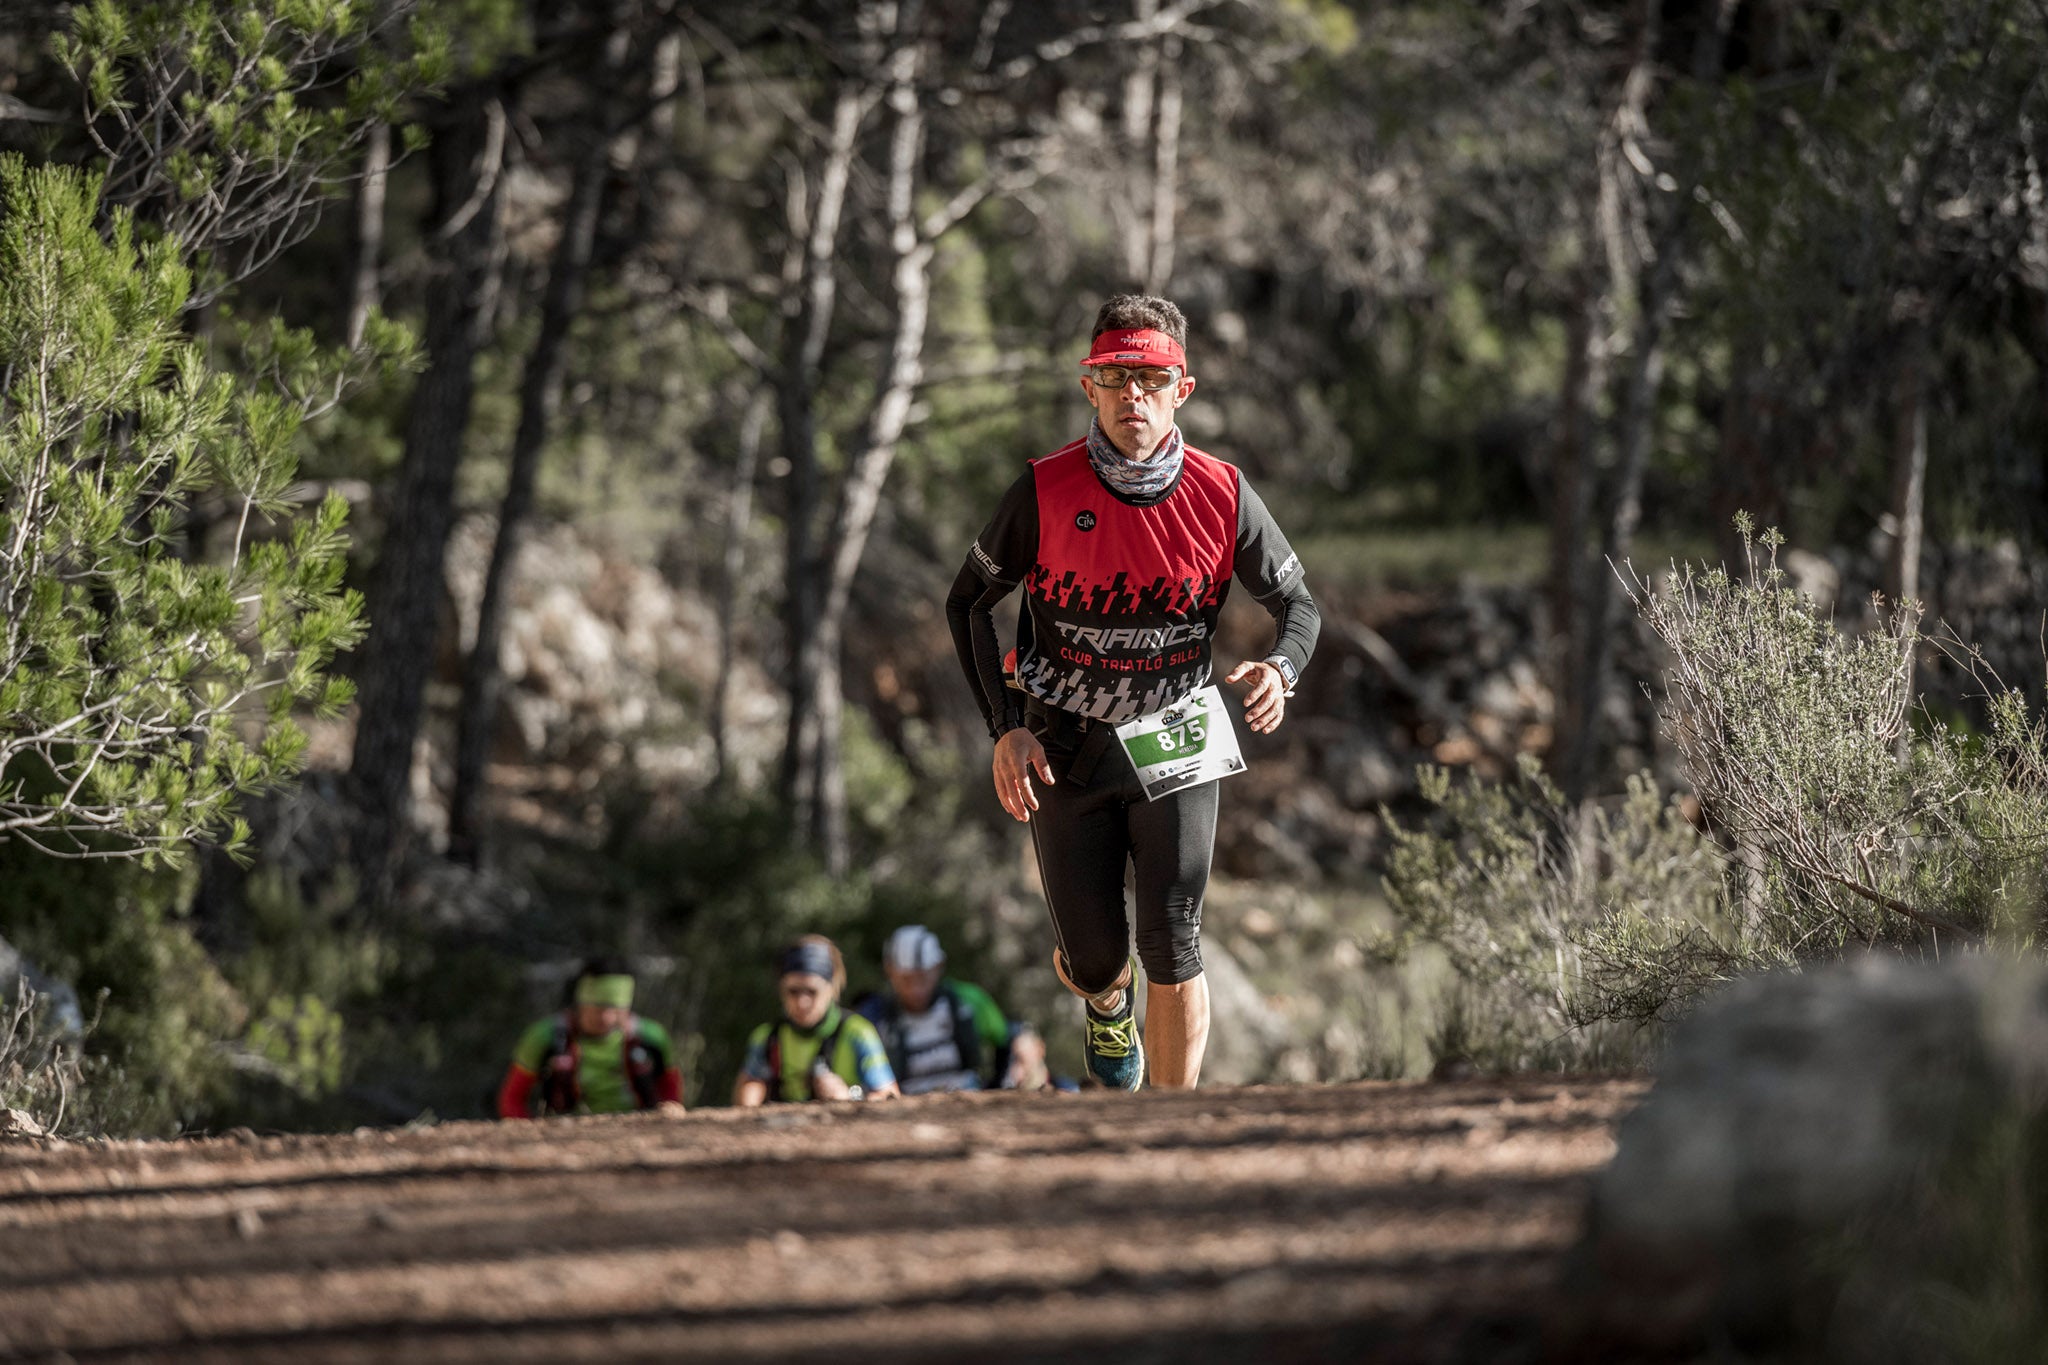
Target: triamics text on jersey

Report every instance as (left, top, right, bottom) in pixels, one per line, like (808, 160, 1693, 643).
(1053, 620, 1209, 653)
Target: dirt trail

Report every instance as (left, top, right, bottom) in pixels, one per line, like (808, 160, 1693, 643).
(0, 1078, 1642, 1364)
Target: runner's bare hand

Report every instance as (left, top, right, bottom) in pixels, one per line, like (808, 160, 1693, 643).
(992, 727, 1055, 822)
(1225, 660, 1288, 734)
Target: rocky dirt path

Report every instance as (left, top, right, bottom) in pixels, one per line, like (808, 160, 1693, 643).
(0, 1078, 1642, 1364)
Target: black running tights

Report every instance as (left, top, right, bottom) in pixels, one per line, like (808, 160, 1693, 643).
(1026, 726, 1217, 994)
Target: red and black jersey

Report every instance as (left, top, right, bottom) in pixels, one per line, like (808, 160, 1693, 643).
(947, 435, 1319, 731)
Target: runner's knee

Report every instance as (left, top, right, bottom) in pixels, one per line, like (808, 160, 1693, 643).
(1135, 901, 1202, 984)
(1056, 945, 1130, 999)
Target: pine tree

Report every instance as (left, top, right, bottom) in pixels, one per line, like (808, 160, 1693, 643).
(0, 157, 379, 863)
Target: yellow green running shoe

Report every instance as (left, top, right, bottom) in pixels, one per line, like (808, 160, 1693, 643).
(1082, 991, 1144, 1091)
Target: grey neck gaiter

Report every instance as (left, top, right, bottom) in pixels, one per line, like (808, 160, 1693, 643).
(1086, 418, 1184, 502)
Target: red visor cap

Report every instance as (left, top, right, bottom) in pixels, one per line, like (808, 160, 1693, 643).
(1078, 328, 1186, 370)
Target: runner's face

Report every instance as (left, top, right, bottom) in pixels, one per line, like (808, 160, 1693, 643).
(779, 972, 834, 1029)
(574, 1003, 628, 1038)
(1080, 363, 1196, 460)
(885, 963, 943, 1013)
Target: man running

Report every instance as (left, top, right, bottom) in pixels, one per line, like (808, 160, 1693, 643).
(945, 294, 1319, 1091)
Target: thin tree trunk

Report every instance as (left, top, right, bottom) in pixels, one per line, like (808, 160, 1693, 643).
(447, 13, 637, 864)
(1556, 0, 1733, 797)
(1547, 262, 1601, 780)
(1887, 327, 1927, 758)
(793, 26, 933, 870)
(1564, 232, 1676, 796)
(778, 82, 867, 827)
(346, 121, 390, 348)
(711, 390, 770, 787)
(1144, 32, 1182, 293)
(1118, 0, 1160, 282)
(348, 90, 509, 908)
(1887, 335, 1928, 610)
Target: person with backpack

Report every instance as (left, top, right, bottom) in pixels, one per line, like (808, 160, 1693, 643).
(495, 957, 684, 1118)
(734, 935, 899, 1105)
(945, 293, 1319, 1092)
(855, 925, 1049, 1094)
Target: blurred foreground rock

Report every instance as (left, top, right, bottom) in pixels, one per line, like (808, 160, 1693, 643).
(1564, 954, 2048, 1362)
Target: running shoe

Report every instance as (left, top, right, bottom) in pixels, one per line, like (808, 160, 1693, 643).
(1082, 991, 1144, 1091)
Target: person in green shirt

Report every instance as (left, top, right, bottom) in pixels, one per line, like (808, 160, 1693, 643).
(734, 936, 899, 1105)
(496, 957, 684, 1118)
(856, 925, 1049, 1094)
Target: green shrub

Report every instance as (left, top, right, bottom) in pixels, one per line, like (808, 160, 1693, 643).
(1386, 520, 2048, 1074)
(1382, 759, 1732, 1072)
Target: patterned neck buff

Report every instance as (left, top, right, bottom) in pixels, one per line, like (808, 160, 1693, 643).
(1087, 417, 1184, 502)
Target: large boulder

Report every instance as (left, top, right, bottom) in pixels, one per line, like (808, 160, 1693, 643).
(1565, 954, 2048, 1362)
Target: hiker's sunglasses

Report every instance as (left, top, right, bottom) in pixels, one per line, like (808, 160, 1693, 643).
(1083, 364, 1181, 392)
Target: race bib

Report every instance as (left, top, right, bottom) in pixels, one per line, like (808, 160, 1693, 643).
(1114, 684, 1246, 801)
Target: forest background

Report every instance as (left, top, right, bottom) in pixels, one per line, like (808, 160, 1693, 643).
(4, 0, 2048, 1136)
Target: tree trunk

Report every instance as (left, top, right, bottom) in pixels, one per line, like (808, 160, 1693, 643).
(791, 27, 933, 871)
(1547, 261, 1602, 783)
(1886, 334, 1928, 610)
(1555, 0, 1732, 797)
(1117, 0, 1160, 283)
(348, 90, 509, 909)
(346, 121, 390, 349)
(447, 13, 636, 865)
(782, 10, 937, 871)
(777, 82, 867, 830)
(1563, 228, 1677, 797)
(711, 390, 771, 788)
(1144, 32, 1182, 293)
(1886, 327, 1928, 756)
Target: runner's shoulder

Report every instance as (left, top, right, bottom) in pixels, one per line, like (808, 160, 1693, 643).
(839, 1011, 886, 1047)
(630, 1016, 674, 1050)
(946, 978, 1002, 1018)
(1181, 442, 1240, 477)
(1030, 436, 1090, 469)
(511, 1015, 561, 1069)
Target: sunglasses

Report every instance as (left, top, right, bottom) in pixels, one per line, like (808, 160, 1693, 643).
(780, 982, 824, 1001)
(1084, 364, 1180, 392)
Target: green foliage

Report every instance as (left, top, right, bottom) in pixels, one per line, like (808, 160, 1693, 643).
(52, 0, 492, 300)
(243, 992, 346, 1096)
(0, 850, 242, 1135)
(1382, 756, 1732, 1072)
(1636, 521, 2048, 947)
(1391, 522, 2048, 1075)
(0, 159, 369, 862)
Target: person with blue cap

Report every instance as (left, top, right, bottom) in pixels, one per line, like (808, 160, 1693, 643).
(734, 935, 899, 1105)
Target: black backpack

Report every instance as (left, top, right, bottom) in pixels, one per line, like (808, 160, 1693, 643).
(866, 983, 986, 1087)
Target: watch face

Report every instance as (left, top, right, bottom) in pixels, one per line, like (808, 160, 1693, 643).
(1076, 510, 1097, 531)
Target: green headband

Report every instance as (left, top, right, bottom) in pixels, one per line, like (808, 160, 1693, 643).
(574, 974, 634, 1010)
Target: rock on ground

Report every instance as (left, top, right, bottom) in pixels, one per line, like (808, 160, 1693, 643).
(1567, 954, 2048, 1362)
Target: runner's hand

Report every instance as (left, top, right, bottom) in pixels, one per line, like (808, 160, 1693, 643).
(812, 1066, 853, 1101)
(993, 727, 1055, 822)
(1004, 1028, 1049, 1090)
(1225, 660, 1288, 734)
